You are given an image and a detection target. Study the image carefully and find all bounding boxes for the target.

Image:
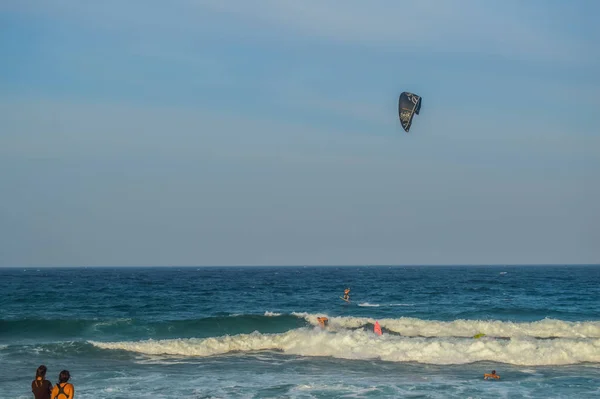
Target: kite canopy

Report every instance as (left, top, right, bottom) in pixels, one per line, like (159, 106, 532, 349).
(398, 92, 422, 132)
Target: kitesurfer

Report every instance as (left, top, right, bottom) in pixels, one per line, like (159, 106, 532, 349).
(484, 370, 500, 380)
(343, 288, 350, 301)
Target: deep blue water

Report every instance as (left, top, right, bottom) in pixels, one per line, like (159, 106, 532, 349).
(1, 265, 599, 398)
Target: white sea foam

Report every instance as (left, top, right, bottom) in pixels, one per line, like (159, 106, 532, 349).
(519, 369, 540, 374)
(358, 303, 380, 307)
(264, 311, 281, 316)
(295, 314, 600, 338)
(89, 328, 600, 366)
(91, 318, 132, 331)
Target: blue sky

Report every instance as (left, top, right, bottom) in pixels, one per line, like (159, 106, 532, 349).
(1, 0, 599, 266)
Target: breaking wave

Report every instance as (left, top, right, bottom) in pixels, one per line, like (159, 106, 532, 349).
(89, 328, 600, 366)
(293, 313, 600, 339)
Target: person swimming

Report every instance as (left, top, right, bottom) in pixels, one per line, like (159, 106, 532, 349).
(484, 370, 500, 380)
(32, 365, 53, 399)
(317, 317, 329, 328)
(51, 370, 74, 399)
(343, 288, 350, 301)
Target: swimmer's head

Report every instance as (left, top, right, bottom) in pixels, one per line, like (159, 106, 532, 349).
(58, 370, 70, 383)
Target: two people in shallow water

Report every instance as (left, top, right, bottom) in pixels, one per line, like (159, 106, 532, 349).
(32, 366, 74, 399)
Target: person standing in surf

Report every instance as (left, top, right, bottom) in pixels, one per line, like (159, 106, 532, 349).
(31, 365, 53, 399)
(343, 288, 350, 301)
(50, 370, 74, 399)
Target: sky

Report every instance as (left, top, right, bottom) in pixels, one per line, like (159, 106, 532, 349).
(1, 0, 599, 267)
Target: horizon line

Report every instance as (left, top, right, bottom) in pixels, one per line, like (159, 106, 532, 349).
(2, 263, 599, 269)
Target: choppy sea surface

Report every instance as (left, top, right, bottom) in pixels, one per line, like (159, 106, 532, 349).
(1, 265, 599, 398)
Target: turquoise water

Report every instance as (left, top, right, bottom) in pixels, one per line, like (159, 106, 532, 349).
(1, 265, 599, 398)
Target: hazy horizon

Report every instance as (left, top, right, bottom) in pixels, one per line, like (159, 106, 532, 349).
(2, 264, 599, 269)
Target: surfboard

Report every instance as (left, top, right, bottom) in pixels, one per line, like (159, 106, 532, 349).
(340, 296, 350, 303)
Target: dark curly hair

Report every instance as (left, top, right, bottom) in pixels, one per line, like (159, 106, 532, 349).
(58, 370, 70, 383)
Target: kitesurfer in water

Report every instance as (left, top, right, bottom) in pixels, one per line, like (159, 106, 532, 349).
(343, 288, 350, 301)
(484, 370, 500, 380)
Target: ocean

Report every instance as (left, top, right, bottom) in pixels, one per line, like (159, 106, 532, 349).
(1, 265, 599, 398)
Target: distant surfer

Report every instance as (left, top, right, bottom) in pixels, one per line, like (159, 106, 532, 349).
(317, 317, 329, 328)
(343, 288, 350, 301)
(484, 370, 500, 380)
